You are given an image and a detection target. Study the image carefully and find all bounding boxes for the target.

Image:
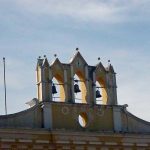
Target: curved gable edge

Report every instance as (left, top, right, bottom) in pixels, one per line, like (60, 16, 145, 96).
(0, 104, 42, 128)
(123, 109, 150, 133)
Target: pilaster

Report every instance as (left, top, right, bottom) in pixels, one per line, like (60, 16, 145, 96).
(42, 103, 52, 129)
(85, 65, 89, 104)
(64, 69, 68, 102)
(92, 72, 96, 105)
(70, 65, 75, 103)
(113, 106, 122, 132)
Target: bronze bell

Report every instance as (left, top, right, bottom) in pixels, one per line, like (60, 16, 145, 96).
(74, 84, 81, 93)
(52, 84, 57, 94)
(96, 90, 102, 98)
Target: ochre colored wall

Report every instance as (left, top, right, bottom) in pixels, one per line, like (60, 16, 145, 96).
(0, 106, 42, 128)
(51, 103, 114, 131)
(120, 109, 150, 133)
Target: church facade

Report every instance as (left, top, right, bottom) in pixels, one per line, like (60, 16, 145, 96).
(0, 50, 150, 149)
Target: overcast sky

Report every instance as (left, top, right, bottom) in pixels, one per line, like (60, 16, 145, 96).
(0, 0, 150, 121)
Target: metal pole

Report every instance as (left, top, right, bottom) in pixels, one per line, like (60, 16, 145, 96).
(3, 57, 7, 115)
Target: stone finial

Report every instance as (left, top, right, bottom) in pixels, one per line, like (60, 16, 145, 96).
(54, 54, 57, 58)
(76, 48, 79, 51)
(108, 60, 111, 65)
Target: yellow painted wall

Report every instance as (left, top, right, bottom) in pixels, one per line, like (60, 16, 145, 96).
(51, 103, 114, 131)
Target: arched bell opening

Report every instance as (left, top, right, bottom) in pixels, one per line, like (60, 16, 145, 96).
(52, 75, 65, 102)
(96, 78, 108, 105)
(74, 72, 87, 103)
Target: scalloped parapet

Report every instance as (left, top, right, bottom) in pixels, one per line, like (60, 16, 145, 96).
(36, 51, 117, 105)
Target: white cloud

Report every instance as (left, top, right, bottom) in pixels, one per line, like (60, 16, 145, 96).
(8, 0, 150, 23)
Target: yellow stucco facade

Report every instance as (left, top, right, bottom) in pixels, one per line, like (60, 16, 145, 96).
(0, 50, 150, 149)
